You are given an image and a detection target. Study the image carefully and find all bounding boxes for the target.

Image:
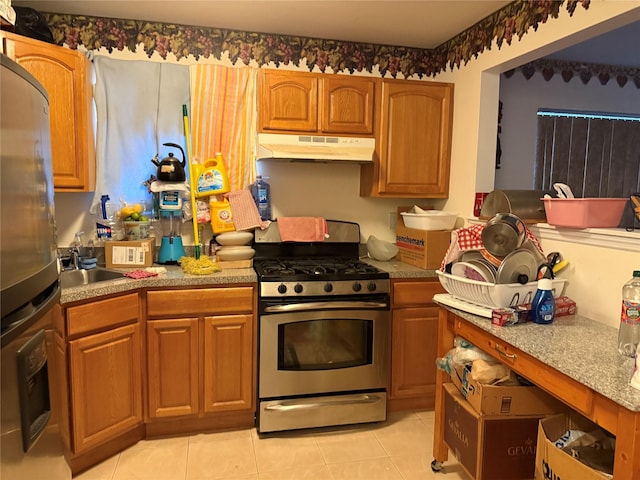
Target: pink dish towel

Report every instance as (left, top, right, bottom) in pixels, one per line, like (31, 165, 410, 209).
(226, 190, 270, 231)
(278, 217, 329, 242)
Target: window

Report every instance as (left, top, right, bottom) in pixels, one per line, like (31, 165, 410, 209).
(535, 109, 640, 227)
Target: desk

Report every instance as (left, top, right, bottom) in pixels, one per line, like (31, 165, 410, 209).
(432, 306, 640, 479)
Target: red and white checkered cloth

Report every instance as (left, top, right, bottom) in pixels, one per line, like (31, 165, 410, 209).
(440, 224, 544, 271)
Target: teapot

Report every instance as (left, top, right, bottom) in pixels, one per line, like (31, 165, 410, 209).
(151, 142, 186, 182)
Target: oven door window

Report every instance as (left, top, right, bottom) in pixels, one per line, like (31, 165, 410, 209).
(277, 318, 373, 371)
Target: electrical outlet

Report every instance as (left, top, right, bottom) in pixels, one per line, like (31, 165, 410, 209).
(389, 212, 397, 230)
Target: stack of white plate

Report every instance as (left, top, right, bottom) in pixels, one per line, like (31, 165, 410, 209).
(215, 231, 255, 261)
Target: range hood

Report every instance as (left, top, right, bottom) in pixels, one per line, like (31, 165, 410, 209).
(256, 133, 375, 163)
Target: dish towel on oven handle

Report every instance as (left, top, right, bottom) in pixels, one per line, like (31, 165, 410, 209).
(278, 217, 329, 242)
(226, 189, 270, 231)
(440, 224, 544, 271)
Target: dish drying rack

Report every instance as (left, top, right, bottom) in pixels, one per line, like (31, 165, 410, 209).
(435, 270, 567, 317)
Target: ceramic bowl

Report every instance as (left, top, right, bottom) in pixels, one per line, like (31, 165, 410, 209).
(216, 231, 254, 246)
(216, 246, 256, 261)
(367, 235, 399, 261)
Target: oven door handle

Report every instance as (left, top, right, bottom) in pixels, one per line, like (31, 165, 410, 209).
(264, 394, 382, 412)
(264, 301, 388, 312)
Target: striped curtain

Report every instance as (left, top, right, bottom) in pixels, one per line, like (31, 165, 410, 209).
(189, 64, 258, 191)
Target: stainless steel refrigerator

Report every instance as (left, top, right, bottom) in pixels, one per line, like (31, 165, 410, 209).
(1, 54, 70, 479)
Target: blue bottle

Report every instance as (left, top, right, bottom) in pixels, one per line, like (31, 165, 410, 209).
(531, 278, 555, 324)
(250, 175, 272, 221)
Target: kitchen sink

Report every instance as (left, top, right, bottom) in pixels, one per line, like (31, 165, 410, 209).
(60, 268, 123, 288)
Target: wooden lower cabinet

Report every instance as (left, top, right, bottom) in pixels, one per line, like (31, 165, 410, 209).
(147, 318, 199, 418)
(68, 323, 143, 452)
(58, 293, 144, 475)
(145, 286, 256, 435)
(58, 284, 257, 474)
(203, 314, 254, 412)
(389, 279, 445, 411)
(146, 313, 254, 419)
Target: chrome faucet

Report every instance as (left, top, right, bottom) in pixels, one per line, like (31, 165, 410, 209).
(68, 231, 84, 270)
(68, 246, 80, 270)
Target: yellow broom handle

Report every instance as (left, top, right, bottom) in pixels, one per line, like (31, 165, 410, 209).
(183, 105, 200, 258)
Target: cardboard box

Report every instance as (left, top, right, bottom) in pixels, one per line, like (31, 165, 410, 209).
(105, 239, 154, 268)
(395, 207, 451, 269)
(535, 413, 610, 480)
(519, 296, 578, 322)
(443, 383, 543, 480)
(451, 364, 563, 416)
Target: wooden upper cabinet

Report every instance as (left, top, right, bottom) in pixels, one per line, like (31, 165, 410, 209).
(258, 69, 375, 136)
(1, 31, 95, 191)
(259, 70, 318, 132)
(361, 79, 453, 198)
(321, 75, 375, 135)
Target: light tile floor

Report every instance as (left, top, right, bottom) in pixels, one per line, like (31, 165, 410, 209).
(75, 410, 470, 480)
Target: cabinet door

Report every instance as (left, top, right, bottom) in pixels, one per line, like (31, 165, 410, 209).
(391, 306, 439, 401)
(147, 318, 199, 418)
(69, 323, 142, 453)
(362, 80, 453, 197)
(1, 32, 95, 191)
(202, 314, 253, 413)
(259, 70, 318, 132)
(321, 76, 375, 135)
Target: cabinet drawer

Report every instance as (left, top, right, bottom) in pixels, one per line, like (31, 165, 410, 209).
(147, 287, 254, 317)
(453, 318, 594, 415)
(66, 293, 138, 337)
(393, 280, 445, 306)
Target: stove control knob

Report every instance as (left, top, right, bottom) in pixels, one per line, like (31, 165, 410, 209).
(294, 283, 304, 294)
(352, 282, 362, 292)
(324, 283, 333, 293)
(367, 281, 377, 292)
(277, 284, 287, 294)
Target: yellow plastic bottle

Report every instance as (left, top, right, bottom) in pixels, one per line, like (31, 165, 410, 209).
(194, 152, 230, 198)
(209, 198, 235, 233)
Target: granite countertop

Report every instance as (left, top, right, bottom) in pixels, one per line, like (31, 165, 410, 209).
(60, 266, 258, 304)
(362, 257, 440, 278)
(60, 256, 434, 304)
(438, 304, 640, 412)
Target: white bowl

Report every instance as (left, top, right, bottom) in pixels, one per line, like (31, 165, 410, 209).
(216, 231, 254, 246)
(400, 211, 457, 230)
(216, 246, 255, 261)
(367, 235, 399, 261)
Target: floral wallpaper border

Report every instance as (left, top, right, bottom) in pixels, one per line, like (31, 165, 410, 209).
(41, 0, 593, 79)
(505, 58, 640, 88)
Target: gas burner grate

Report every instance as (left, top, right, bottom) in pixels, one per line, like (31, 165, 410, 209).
(255, 257, 381, 277)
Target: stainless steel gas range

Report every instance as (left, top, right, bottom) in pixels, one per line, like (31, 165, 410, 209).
(253, 221, 390, 433)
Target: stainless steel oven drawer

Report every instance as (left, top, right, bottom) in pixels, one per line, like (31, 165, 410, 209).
(258, 391, 386, 433)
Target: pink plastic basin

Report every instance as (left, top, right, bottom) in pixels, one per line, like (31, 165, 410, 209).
(542, 198, 627, 228)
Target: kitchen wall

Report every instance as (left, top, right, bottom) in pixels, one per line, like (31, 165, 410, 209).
(432, 1, 640, 327)
(496, 70, 639, 190)
(53, 2, 640, 327)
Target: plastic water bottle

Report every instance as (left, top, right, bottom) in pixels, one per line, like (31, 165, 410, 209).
(250, 176, 271, 221)
(531, 278, 555, 324)
(618, 271, 640, 357)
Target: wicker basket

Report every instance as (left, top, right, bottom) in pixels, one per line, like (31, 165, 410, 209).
(436, 271, 566, 309)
